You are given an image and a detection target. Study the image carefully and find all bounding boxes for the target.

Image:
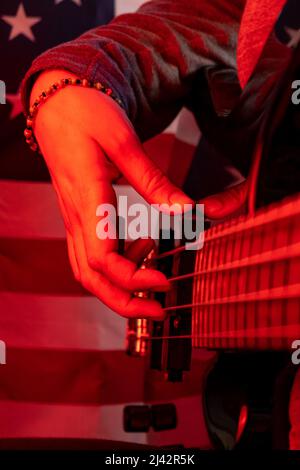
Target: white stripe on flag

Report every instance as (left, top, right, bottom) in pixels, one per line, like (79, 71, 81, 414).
(0, 181, 65, 239)
(0, 293, 126, 351)
(0, 401, 147, 443)
(0, 399, 211, 449)
(164, 108, 202, 147)
(115, 0, 147, 15)
(0, 181, 150, 239)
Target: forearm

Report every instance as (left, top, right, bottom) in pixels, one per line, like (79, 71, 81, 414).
(22, 0, 245, 141)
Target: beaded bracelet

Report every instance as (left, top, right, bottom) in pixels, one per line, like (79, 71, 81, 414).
(24, 78, 124, 154)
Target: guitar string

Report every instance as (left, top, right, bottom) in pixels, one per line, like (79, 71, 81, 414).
(135, 199, 300, 344)
(130, 329, 292, 342)
(160, 285, 300, 312)
(162, 241, 300, 285)
(153, 198, 300, 261)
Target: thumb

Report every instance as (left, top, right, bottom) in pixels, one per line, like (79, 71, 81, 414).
(200, 181, 248, 220)
(124, 238, 156, 265)
(107, 125, 193, 211)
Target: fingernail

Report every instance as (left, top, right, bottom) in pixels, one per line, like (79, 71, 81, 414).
(205, 199, 223, 214)
(170, 192, 193, 206)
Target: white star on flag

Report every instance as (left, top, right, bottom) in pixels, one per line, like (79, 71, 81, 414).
(1, 3, 41, 42)
(55, 0, 82, 6)
(6, 93, 23, 120)
(285, 27, 300, 48)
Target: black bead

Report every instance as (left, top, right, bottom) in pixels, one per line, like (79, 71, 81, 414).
(76, 79, 82, 85)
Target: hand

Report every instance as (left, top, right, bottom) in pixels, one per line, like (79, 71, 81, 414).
(200, 181, 248, 219)
(30, 70, 193, 319)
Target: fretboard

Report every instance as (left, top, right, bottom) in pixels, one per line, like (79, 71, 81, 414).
(192, 194, 300, 350)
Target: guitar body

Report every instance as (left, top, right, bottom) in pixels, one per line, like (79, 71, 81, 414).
(203, 350, 296, 449)
(127, 193, 300, 449)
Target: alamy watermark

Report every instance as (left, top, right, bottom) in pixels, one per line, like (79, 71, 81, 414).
(292, 80, 300, 105)
(96, 198, 205, 251)
(0, 340, 6, 365)
(0, 80, 6, 104)
(291, 340, 300, 365)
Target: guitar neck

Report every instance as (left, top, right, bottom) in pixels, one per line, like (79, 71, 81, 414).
(192, 194, 300, 350)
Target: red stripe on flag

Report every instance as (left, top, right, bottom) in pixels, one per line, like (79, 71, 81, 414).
(0, 238, 88, 296)
(0, 349, 146, 405)
(0, 348, 213, 405)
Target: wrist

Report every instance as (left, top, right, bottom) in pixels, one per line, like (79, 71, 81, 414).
(25, 73, 124, 154)
(30, 69, 79, 107)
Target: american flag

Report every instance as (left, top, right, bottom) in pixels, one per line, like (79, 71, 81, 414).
(0, 0, 209, 447)
(1, 0, 298, 448)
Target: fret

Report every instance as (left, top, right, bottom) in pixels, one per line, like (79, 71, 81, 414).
(287, 298, 300, 348)
(246, 302, 256, 350)
(220, 234, 230, 349)
(280, 215, 296, 349)
(290, 211, 299, 245)
(255, 227, 266, 349)
(230, 233, 238, 349)
(195, 244, 201, 348)
(214, 235, 223, 349)
(284, 222, 293, 290)
(195, 247, 201, 348)
(203, 197, 300, 245)
(187, 193, 300, 351)
(264, 223, 273, 350)
(226, 238, 234, 348)
(150, 326, 299, 344)
(236, 234, 247, 347)
(155, 195, 300, 263)
(271, 300, 283, 350)
(207, 240, 215, 349)
(199, 239, 207, 347)
(267, 219, 284, 350)
(289, 256, 300, 285)
(192, 229, 200, 349)
(212, 237, 221, 348)
(165, 284, 300, 311)
(192, 248, 200, 348)
(202, 238, 211, 347)
(210, 247, 216, 349)
(169, 241, 300, 282)
(241, 226, 253, 348)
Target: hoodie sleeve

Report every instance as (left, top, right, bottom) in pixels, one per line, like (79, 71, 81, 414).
(21, 0, 245, 141)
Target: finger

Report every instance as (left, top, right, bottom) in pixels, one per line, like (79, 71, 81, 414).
(47, 131, 169, 292)
(124, 239, 170, 292)
(200, 181, 248, 220)
(95, 116, 193, 212)
(39, 114, 171, 292)
(100, 252, 170, 292)
(73, 162, 170, 291)
(63, 138, 170, 292)
(66, 232, 80, 281)
(73, 228, 166, 320)
(124, 238, 156, 265)
(50, 180, 81, 281)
